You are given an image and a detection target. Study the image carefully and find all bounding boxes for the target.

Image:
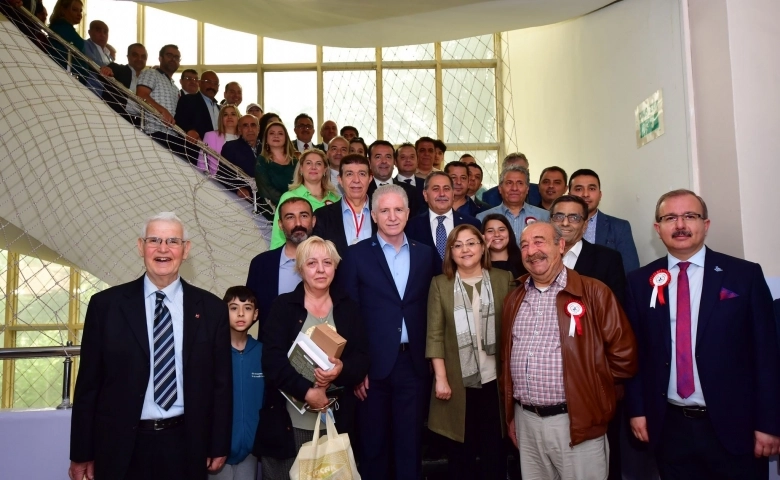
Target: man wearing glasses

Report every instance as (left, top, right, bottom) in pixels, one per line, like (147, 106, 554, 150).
(624, 189, 780, 480)
(69, 212, 232, 480)
(175, 70, 221, 142)
(292, 113, 316, 153)
(179, 69, 199, 96)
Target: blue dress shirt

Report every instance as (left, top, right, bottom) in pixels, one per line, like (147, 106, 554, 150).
(278, 248, 302, 295)
(200, 92, 219, 130)
(377, 233, 410, 343)
(584, 211, 599, 244)
(341, 198, 372, 245)
(477, 202, 550, 240)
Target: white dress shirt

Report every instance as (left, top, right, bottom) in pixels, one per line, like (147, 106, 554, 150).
(429, 209, 454, 246)
(374, 178, 393, 188)
(294, 139, 313, 152)
(562, 240, 583, 269)
(396, 174, 418, 187)
(667, 246, 706, 406)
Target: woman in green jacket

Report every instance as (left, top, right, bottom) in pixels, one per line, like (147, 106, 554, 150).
(426, 223, 514, 480)
(255, 121, 298, 221)
(269, 149, 340, 248)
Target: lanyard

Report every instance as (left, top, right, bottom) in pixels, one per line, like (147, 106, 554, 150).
(346, 200, 367, 240)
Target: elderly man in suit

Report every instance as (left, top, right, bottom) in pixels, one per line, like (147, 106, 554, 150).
(313, 154, 376, 258)
(568, 169, 640, 274)
(405, 171, 480, 275)
(175, 70, 221, 142)
(625, 189, 780, 479)
(69, 212, 232, 480)
(246, 197, 315, 333)
(341, 185, 436, 480)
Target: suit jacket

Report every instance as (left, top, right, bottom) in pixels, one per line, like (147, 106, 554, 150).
(245, 247, 285, 334)
(340, 235, 435, 379)
(623, 248, 780, 455)
(102, 63, 132, 115)
(175, 93, 218, 141)
(572, 239, 626, 305)
(395, 175, 426, 212)
(482, 183, 541, 208)
(312, 200, 377, 259)
(70, 276, 232, 479)
(405, 209, 481, 275)
(455, 196, 489, 217)
(594, 211, 640, 274)
(367, 179, 424, 216)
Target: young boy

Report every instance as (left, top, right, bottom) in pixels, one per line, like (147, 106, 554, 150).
(211, 286, 264, 480)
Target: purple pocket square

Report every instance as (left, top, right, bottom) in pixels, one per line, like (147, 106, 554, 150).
(719, 288, 739, 300)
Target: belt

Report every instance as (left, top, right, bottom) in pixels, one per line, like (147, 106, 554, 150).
(138, 415, 184, 431)
(399, 343, 410, 352)
(518, 401, 568, 417)
(667, 403, 707, 419)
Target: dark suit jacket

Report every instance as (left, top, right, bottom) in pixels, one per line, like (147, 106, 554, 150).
(455, 197, 489, 217)
(175, 93, 217, 140)
(367, 179, 424, 216)
(482, 183, 541, 208)
(70, 276, 232, 479)
(405, 209, 481, 275)
(594, 211, 640, 274)
(245, 247, 285, 334)
(340, 235, 435, 379)
(395, 175, 426, 213)
(624, 248, 780, 455)
(218, 138, 257, 193)
(312, 200, 377, 259)
(572, 239, 626, 305)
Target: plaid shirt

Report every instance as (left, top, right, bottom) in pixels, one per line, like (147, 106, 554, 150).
(511, 268, 567, 406)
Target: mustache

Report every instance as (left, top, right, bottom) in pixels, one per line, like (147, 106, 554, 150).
(525, 253, 547, 263)
(672, 230, 692, 238)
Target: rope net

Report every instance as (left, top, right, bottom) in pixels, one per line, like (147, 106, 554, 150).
(0, 3, 518, 408)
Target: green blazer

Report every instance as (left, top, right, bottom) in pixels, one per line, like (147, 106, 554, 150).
(425, 268, 514, 443)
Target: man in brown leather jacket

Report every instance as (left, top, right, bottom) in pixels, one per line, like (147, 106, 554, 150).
(500, 222, 637, 479)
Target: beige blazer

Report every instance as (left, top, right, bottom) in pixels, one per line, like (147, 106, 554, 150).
(425, 268, 514, 442)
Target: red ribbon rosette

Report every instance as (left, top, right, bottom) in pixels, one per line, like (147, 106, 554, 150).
(566, 300, 585, 337)
(649, 269, 671, 308)
(525, 216, 537, 226)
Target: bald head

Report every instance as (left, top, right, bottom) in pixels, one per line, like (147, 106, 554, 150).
(88, 20, 109, 47)
(238, 114, 260, 144)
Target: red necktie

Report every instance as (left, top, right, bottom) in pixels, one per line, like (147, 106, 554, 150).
(676, 261, 694, 398)
(303, 143, 309, 150)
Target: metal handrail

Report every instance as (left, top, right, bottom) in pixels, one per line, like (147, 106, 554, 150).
(0, 2, 265, 215)
(0, 343, 79, 409)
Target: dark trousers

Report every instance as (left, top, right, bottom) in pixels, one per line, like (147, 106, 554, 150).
(445, 380, 506, 480)
(356, 349, 426, 480)
(606, 399, 624, 480)
(123, 423, 191, 480)
(656, 405, 768, 480)
(150, 131, 198, 165)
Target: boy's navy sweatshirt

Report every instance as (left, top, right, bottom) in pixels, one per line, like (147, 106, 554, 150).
(227, 336, 264, 465)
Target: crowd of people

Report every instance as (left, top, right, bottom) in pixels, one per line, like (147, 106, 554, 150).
(2, 2, 779, 480)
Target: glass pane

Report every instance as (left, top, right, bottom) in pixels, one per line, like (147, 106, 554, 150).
(14, 331, 65, 408)
(0, 250, 6, 330)
(442, 68, 496, 144)
(79, 270, 109, 324)
(323, 70, 377, 143)
(213, 72, 258, 115)
(17, 256, 70, 327)
(263, 71, 317, 128)
(444, 150, 500, 188)
(144, 7, 198, 66)
(204, 23, 257, 65)
(441, 34, 495, 60)
(382, 44, 435, 62)
(322, 47, 375, 63)
(85, 0, 138, 59)
(382, 69, 436, 144)
(263, 37, 315, 64)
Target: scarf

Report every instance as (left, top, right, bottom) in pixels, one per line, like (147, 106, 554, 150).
(453, 269, 496, 388)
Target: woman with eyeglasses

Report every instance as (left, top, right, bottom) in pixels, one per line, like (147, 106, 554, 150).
(426, 224, 514, 480)
(269, 149, 340, 249)
(348, 137, 368, 158)
(197, 104, 239, 175)
(255, 236, 369, 480)
(480, 213, 526, 279)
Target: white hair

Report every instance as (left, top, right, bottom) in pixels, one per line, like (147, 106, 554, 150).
(371, 184, 408, 212)
(140, 212, 189, 240)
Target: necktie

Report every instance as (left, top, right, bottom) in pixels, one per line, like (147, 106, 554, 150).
(403, 178, 412, 185)
(303, 143, 309, 150)
(153, 291, 178, 410)
(379, 182, 388, 186)
(435, 216, 447, 259)
(675, 262, 694, 399)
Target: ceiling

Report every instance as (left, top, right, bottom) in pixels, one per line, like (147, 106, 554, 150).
(137, 0, 615, 48)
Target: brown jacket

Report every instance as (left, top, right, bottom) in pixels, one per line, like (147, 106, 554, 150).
(500, 268, 638, 446)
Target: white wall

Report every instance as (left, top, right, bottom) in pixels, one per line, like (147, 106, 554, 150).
(505, 0, 692, 266)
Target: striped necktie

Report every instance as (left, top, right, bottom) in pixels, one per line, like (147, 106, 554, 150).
(153, 291, 178, 410)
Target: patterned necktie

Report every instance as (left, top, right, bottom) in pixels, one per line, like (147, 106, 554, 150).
(153, 291, 178, 410)
(675, 262, 694, 399)
(435, 216, 447, 259)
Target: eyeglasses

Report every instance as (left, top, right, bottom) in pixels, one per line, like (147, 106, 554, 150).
(163, 52, 181, 61)
(181, 76, 198, 82)
(657, 213, 704, 224)
(296, 125, 314, 130)
(551, 213, 584, 224)
(143, 237, 187, 247)
(451, 240, 481, 251)
(200, 79, 219, 87)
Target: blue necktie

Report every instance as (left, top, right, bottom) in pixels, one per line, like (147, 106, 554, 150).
(436, 216, 447, 259)
(153, 291, 177, 410)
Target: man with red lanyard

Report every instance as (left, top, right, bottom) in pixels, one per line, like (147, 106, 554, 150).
(313, 154, 377, 259)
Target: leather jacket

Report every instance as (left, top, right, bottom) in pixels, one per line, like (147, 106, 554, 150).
(500, 267, 638, 446)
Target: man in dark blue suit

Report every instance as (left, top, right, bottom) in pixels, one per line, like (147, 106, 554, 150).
(245, 197, 314, 334)
(569, 169, 640, 273)
(405, 171, 480, 275)
(341, 184, 435, 480)
(481, 152, 541, 208)
(174, 70, 220, 142)
(624, 189, 780, 479)
(394, 142, 426, 209)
